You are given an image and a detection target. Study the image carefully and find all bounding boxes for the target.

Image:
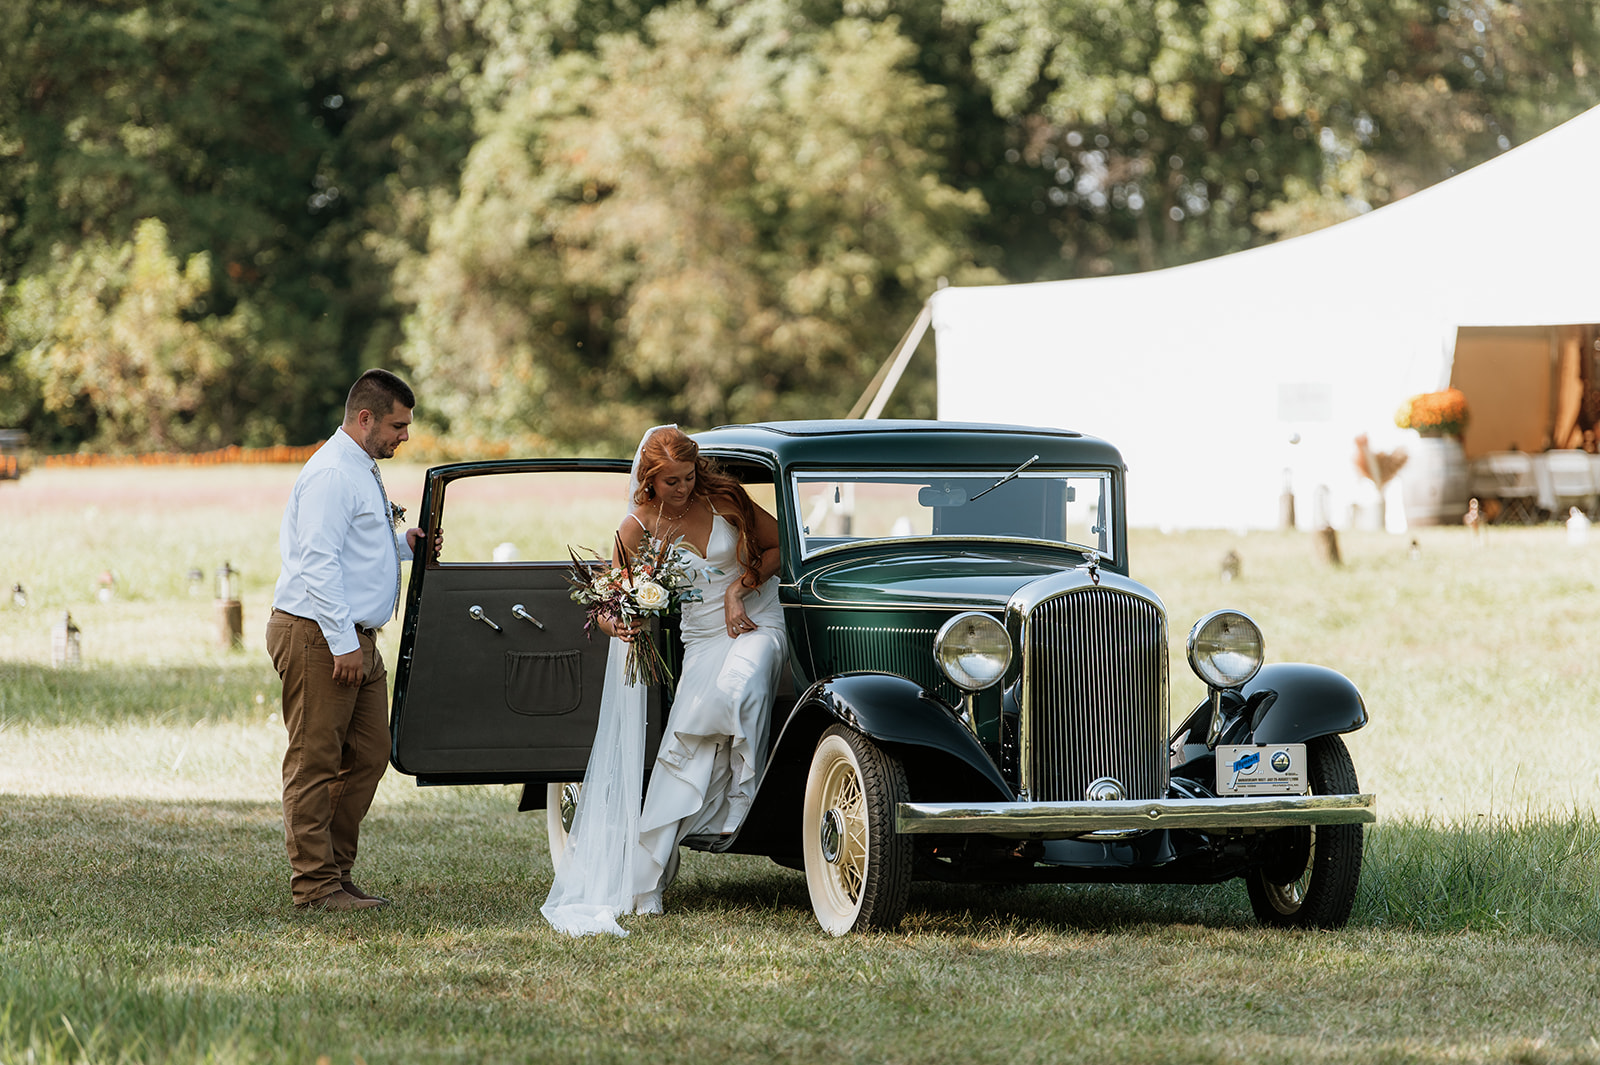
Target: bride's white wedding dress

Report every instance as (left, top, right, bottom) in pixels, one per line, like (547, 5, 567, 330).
(633, 513, 786, 911)
(541, 510, 786, 937)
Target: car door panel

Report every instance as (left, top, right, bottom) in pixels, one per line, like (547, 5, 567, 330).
(394, 564, 605, 778)
(389, 460, 663, 784)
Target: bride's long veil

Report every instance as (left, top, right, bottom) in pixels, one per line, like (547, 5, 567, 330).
(540, 425, 675, 937)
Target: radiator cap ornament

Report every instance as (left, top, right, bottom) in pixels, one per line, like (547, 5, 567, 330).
(1085, 776, 1125, 802)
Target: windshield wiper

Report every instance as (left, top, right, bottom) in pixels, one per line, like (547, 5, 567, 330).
(968, 454, 1039, 502)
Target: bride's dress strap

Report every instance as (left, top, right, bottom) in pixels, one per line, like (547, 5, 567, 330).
(625, 512, 649, 535)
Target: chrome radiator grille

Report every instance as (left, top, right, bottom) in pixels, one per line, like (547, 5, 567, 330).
(1023, 588, 1168, 802)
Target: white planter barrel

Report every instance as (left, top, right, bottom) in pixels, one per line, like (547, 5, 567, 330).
(1401, 434, 1470, 526)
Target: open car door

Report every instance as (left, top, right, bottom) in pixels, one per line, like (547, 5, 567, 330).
(390, 459, 665, 786)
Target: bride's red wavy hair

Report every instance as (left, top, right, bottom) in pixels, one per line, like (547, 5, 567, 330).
(633, 428, 764, 588)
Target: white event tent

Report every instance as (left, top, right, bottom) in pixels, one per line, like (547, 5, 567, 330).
(929, 104, 1600, 531)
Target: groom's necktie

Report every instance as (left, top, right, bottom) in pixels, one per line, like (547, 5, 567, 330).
(371, 462, 402, 619)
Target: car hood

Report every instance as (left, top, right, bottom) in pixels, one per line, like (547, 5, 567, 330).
(800, 550, 1083, 609)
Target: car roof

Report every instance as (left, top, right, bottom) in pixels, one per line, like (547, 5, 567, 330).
(693, 420, 1126, 470)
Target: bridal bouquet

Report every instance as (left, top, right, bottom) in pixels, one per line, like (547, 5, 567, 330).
(567, 533, 702, 687)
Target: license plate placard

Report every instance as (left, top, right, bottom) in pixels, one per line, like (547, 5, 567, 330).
(1216, 743, 1307, 795)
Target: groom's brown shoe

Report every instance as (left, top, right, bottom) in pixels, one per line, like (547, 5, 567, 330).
(341, 881, 391, 906)
(296, 888, 384, 912)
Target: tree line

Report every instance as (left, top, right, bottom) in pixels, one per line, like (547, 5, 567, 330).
(2, 0, 1597, 455)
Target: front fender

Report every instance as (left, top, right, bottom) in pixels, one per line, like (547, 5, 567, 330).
(774, 672, 1012, 803)
(725, 672, 1011, 862)
(1243, 663, 1369, 744)
(1170, 663, 1368, 785)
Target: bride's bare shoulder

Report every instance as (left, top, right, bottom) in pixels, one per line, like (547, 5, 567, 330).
(620, 510, 652, 537)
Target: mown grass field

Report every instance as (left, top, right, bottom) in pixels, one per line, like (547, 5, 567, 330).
(2, 464, 1599, 1064)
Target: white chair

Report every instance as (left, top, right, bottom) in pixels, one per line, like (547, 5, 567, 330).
(1481, 451, 1541, 523)
(1543, 449, 1598, 518)
(1467, 458, 1500, 502)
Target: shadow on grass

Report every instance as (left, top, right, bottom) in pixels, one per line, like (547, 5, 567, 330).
(670, 860, 1260, 937)
(6, 795, 1600, 1065)
(667, 814, 1600, 941)
(6, 793, 1599, 943)
(0, 661, 278, 727)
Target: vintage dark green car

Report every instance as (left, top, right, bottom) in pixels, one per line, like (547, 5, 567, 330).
(390, 420, 1375, 934)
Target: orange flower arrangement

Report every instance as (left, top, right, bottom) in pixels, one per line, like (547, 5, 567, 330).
(1396, 388, 1470, 437)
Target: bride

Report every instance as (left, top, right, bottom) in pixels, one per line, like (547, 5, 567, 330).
(541, 425, 788, 936)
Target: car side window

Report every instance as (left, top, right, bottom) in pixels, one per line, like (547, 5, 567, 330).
(433, 470, 632, 564)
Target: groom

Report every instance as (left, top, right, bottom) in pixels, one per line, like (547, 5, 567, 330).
(266, 368, 430, 911)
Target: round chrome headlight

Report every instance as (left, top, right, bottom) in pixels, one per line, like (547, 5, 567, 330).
(934, 611, 1013, 692)
(1186, 610, 1264, 689)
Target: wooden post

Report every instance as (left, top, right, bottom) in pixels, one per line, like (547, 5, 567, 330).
(1314, 526, 1342, 565)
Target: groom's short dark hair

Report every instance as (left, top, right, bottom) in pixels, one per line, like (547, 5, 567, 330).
(345, 369, 415, 421)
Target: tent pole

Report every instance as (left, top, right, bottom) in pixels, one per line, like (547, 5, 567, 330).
(848, 301, 933, 419)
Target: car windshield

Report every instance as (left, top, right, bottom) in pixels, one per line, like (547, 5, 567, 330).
(791, 468, 1113, 558)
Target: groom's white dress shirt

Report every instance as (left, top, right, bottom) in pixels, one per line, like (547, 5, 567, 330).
(272, 427, 411, 656)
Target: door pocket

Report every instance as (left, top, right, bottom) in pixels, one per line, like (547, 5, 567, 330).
(504, 650, 583, 716)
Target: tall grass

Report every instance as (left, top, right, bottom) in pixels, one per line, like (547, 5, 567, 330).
(1363, 810, 1600, 937)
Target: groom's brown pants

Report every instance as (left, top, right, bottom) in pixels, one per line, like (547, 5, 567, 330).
(266, 609, 390, 906)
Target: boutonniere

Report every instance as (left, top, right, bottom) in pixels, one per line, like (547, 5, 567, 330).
(389, 502, 406, 530)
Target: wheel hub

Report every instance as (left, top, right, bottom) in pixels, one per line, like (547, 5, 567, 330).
(819, 808, 844, 864)
(559, 783, 581, 834)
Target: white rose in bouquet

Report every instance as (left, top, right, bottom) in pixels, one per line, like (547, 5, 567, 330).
(632, 580, 669, 611)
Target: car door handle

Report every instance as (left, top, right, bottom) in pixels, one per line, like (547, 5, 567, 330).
(511, 604, 546, 630)
(468, 605, 503, 633)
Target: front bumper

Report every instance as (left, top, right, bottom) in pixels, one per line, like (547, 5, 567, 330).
(896, 793, 1377, 839)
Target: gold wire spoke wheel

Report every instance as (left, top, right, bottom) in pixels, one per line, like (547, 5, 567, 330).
(801, 724, 912, 935)
(818, 754, 868, 903)
(1256, 828, 1317, 914)
(546, 782, 582, 872)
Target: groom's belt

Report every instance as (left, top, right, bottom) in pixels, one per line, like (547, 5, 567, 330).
(271, 607, 378, 640)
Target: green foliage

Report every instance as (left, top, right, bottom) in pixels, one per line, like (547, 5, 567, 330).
(1355, 0, 1600, 197)
(943, 0, 1600, 266)
(0, 660, 273, 728)
(401, 3, 998, 449)
(0, 0, 335, 448)
(3, 0, 1600, 451)
(1363, 811, 1600, 937)
(11, 220, 240, 450)
(944, 0, 1409, 271)
(0, 0, 477, 451)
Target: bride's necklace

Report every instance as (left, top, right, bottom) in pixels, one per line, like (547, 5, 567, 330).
(657, 499, 692, 522)
(656, 497, 695, 539)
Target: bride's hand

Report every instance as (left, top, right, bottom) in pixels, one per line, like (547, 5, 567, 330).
(725, 586, 756, 638)
(600, 615, 641, 642)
